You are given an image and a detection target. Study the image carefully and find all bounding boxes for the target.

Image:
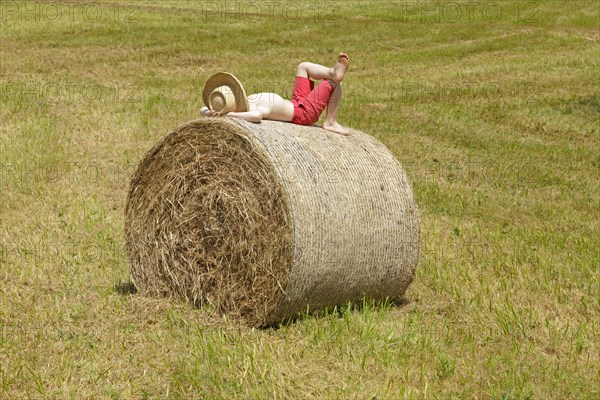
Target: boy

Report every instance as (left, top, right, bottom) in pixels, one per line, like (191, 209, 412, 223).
(200, 53, 350, 136)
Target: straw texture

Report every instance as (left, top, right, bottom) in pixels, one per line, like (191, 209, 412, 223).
(125, 118, 420, 326)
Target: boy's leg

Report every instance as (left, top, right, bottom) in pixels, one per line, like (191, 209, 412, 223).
(323, 81, 342, 124)
(296, 53, 349, 83)
(322, 82, 350, 136)
(299, 79, 350, 135)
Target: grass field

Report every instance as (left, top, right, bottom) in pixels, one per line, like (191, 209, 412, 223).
(1, 0, 599, 398)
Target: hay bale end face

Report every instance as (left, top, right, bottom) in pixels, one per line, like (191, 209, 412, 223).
(125, 118, 419, 326)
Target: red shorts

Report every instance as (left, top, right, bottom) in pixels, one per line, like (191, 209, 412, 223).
(290, 76, 335, 126)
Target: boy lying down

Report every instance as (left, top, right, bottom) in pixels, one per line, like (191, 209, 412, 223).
(200, 53, 351, 136)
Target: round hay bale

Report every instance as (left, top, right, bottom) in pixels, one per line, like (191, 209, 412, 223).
(125, 118, 419, 326)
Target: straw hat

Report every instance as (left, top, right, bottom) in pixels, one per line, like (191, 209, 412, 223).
(202, 72, 249, 114)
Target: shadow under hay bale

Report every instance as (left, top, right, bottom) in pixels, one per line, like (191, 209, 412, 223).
(125, 118, 420, 327)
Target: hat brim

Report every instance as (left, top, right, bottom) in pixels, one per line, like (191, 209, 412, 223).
(202, 72, 249, 113)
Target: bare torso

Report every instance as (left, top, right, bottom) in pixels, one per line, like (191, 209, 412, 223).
(248, 93, 294, 122)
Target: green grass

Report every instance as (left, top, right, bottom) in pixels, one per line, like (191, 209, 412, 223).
(1, 0, 599, 398)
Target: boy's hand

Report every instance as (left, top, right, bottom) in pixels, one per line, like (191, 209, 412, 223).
(200, 106, 222, 117)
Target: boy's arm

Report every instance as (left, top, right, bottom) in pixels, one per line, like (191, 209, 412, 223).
(200, 106, 263, 123)
(200, 106, 219, 117)
(226, 110, 263, 123)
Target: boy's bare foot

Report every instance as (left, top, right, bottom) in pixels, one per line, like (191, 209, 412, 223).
(331, 52, 350, 82)
(323, 120, 351, 136)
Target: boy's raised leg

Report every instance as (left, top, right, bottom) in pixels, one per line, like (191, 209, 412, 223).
(296, 53, 349, 83)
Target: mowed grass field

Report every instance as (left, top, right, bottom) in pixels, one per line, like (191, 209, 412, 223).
(1, 0, 599, 398)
